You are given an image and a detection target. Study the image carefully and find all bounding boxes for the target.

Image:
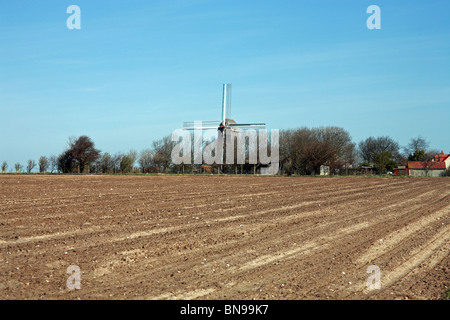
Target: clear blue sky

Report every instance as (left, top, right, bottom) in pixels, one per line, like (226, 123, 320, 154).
(1, 0, 449, 170)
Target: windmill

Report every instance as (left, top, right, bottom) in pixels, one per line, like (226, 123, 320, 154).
(176, 84, 275, 174)
(182, 84, 266, 133)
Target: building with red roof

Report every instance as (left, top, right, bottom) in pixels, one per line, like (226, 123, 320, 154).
(407, 152, 449, 177)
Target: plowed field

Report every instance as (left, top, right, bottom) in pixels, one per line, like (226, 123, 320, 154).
(0, 175, 448, 300)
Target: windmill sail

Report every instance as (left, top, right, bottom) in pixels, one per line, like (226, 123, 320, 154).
(183, 121, 221, 130)
(222, 84, 232, 124)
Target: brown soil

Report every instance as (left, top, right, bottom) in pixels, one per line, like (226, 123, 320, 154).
(0, 175, 448, 300)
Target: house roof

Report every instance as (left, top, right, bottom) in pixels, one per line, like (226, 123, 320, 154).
(408, 161, 446, 169)
(434, 153, 450, 162)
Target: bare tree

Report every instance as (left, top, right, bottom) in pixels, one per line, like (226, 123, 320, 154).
(358, 137, 377, 164)
(358, 136, 400, 164)
(303, 140, 336, 175)
(152, 135, 175, 173)
(127, 150, 137, 170)
(1, 161, 7, 173)
(404, 135, 429, 157)
(289, 127, 314, 175)
(97, 152, 114, 173)
(112, 153, 123, 174)
(118, 150, 138, 173)
(312, 126, 354, 174)
(138, 149, 154, 173)
(38, 156, 49, 173)
(279, 126, 354, 175)
(342, 142, 357, 174)
(279, 129, 295, 175)
(49, 155, 58, 173)
(26, 160, 36, 173)
(14, 163, 23, 173)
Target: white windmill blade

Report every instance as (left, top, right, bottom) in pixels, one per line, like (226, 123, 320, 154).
(183, 121, 221, 130)
(183, 126, 220, 130)
(228, 123, 266, 128)
(222, 84, 232, 123)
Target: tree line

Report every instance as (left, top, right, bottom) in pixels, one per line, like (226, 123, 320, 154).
(0, 127, 447, 176)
